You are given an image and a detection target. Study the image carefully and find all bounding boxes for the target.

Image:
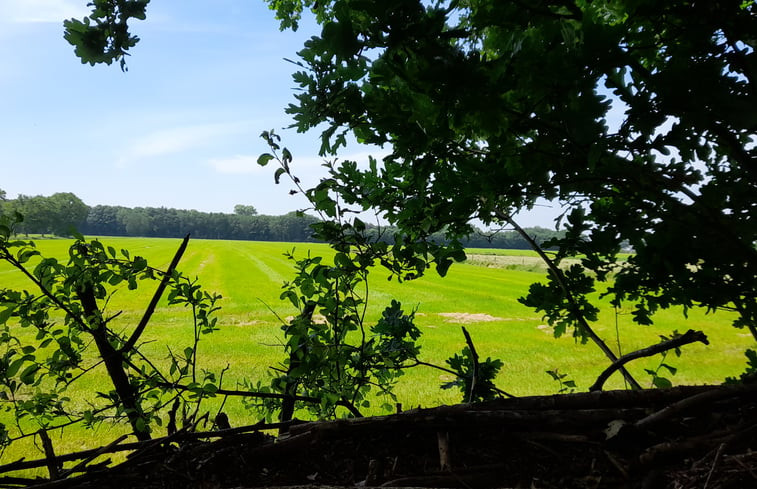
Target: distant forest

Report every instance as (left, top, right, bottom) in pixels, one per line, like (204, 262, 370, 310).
(0, 191, 563, 249)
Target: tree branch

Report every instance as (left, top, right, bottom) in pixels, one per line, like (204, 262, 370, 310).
(409, 360, 516, 399)
(493, 208, 643, 390)
(461, 326, 480, 403)
(120, 233, 190, 354)
(0, 249, 93, 334)
(154, 381, 366, 414)
(77, 283, 150, 441)
(589, 330, 709, 392)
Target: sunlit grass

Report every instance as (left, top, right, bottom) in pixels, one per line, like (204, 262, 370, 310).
(0, 236, 752, 471)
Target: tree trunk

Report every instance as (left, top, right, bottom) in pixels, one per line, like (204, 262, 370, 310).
(77, 284, 151, 441)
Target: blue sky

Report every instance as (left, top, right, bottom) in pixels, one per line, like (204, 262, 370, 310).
(0, 0, 335, 215)
(0, 0, 560, 227)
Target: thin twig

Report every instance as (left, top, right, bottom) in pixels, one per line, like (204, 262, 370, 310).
(704, 442, 726, 488)
(59, 435, 128, 478)
(461, 327, 480, 403)
(410, 361, 516, 398)
(0, 250, 92, 334)
(152, 380, 360, 409)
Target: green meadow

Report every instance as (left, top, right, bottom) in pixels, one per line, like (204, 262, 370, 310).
(0, 236, 753, 464)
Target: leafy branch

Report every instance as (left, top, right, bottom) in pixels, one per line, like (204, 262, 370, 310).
(0, 215, 224, 448)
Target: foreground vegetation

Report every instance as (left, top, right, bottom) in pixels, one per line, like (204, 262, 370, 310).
(0, 0, 749, 483)
(0, 236, 751, 465)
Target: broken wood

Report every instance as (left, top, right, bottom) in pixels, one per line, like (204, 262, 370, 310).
(2, 384, 756, 488)
(437, 431, 451, 471)
(635, 381, 757, 430)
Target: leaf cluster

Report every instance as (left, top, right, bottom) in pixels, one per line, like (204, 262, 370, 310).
(546, 369, 578, 394)
(0, 214, 223, 447)
(263, 0, 756, 339)
(254, 250, 423, 419)
(64, 0, 150, 71)
(442, 347, 504, 403)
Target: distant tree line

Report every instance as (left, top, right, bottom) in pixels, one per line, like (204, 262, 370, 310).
(0, 191, 89, 237)
(454, 227, 564, 250)
(81, 205, 320, 242)
(0, 189, 562, 248)
(367, 225, 564, 250)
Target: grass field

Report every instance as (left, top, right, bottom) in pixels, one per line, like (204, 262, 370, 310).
(0, 236, 753, 466)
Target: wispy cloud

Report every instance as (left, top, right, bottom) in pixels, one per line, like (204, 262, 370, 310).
(208, 155, 265, 174)
(208, 153, 326, 175)
(0, 0, 89, 23)
(117, 121, 254, 166)
(130, 126, 220, 158)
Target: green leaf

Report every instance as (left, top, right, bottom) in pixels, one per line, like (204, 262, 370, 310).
(19, 364, 40, 385)
(132, 256, 147, 272)
(16, 249, 40, 264)
(435, 258, 452, 277)
(660, 363, 678, 376)
(333, 252, 353, 269)
(274, 167, 286, 184)
(0, 308, 14, 325)
(652, 376, 673, 389)
(108, 274, 123, 286)
(281, 148, 292, 164)
(257, 153, 275, 167)
(6, 357, 27, 378)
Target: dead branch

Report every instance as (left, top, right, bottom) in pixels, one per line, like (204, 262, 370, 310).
(59, 435, 128, 478)
(493, 209, 642, 390)
(0, 421, 292, 476)
(120, 233, 190, 354)
(461, 326, 480, 403)
(635, 382, 757, 430)
(589, 329, 709, 392)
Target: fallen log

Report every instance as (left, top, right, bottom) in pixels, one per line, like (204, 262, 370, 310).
(3, 384, 756, 489)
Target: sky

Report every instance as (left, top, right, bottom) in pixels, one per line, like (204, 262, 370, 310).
(0, 0, 560, 227)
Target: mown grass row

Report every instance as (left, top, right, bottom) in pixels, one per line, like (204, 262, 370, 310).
(0, 236, 752, 465)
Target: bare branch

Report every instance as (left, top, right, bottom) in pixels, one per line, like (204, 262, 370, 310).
(590, 330, 709, 392)
(121, 234, 190, 353)
(493, 208, 643, 391)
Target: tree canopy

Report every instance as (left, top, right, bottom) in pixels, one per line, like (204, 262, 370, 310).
(234, 204, 259, 216)
(259, 0, 757, 336)
(2, 192, 88, 237)
(65, 0, 756, 347)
